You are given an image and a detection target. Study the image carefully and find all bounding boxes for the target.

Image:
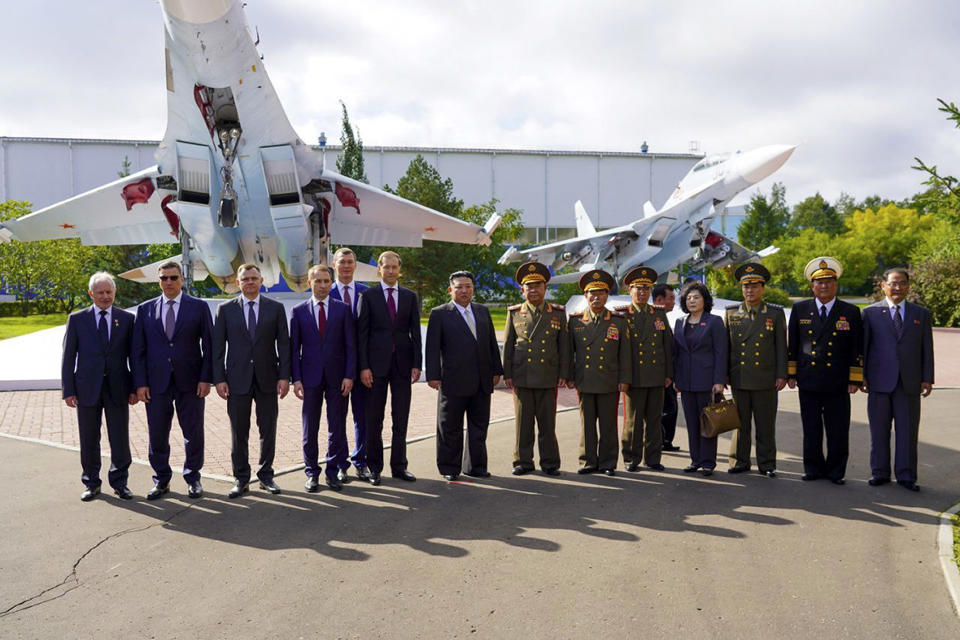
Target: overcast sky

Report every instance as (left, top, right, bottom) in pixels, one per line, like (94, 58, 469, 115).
(2, 0, 959, 208)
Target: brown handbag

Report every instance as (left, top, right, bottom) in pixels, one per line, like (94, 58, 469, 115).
(700, 393, 740, 438)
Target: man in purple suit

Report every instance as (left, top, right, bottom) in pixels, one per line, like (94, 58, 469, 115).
(132, 261, 213, 500)
(61, 272, 137, 501)
(290, 264, 356, 492)
(328, 247, 371, 481)
(862, 268, 934, 492)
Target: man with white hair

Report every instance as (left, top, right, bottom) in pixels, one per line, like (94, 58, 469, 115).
(61, 272, 138, 501)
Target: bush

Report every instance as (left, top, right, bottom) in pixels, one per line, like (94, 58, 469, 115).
(912, 258, 960, 327)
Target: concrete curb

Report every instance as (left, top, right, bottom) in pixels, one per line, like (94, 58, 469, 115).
(939, 501, 960, 616)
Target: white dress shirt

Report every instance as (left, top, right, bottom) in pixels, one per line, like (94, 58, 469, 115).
(884, 297, 904, 324)
(240, 294, 260, 323)
(92, 304, 112, 340)
(816, 297, 836, 317)
(311, 296, 328, 325)
(157, 292, 183, 321)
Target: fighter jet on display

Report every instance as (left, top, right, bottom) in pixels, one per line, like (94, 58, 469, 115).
(0, 0, 500, 292)
(498, 144, 796, 283)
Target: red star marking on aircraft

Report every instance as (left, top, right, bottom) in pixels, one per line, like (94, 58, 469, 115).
(60, 223, 76, 229)
(424, 227, 436, 232)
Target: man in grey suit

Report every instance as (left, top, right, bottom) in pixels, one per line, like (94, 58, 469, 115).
(213, 264, 291, 498)
(862, 268, 934, 492)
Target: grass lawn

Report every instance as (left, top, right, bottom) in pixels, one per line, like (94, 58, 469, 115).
(419, 306, 509, 330)
(0, 313, 69, 340)
(954, 512, 960, 571)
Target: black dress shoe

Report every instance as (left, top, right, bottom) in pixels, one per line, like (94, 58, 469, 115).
(337, 468, 350, 484)
(898, 480, 920, 492)
(326, 476, 343, 491)
(701, 468, 714, 477)
(442, 473, 459, 481)
(187, 481, 203, 498)
(830, 478, 846, 485)
(113, 486, 133, 500)
(626, 462, 640, 472)
(760, 470, 776, 478)
(146, 483, 169, 500)
(304, 476, 320, 493)
(683, 464, 699, 473)
(512, 465, 531, 475)
(662, 443, 681, 452)
(259, 479, 281, 495)
(392, 470, 417, 482)
(727, 466, 749, 474)
(228, 481, 249, 499)
(801, 474, 821, 481)
(647, 463, 666, 472)
(602, 468, 616, 477)
(868, 476, 890, 486)
(80, 486, 101, 502)
(465, 470, 491, 478)
(577, 466, 597, 475)
(356, 466, 372, 480)
(368, 473, 382, 486)
(542, 468, 561, 476)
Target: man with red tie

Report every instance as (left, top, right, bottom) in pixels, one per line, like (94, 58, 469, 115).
(328, 247, 371, 481)
(357, 251, 422, 486)
(290, 265, 355, 492)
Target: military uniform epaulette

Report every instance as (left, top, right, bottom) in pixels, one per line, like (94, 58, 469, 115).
(569, 311, 584, 318)
(614, 304, 631, 313)
(726, 304, 740, 311)
(545, 303, 557, 312)
(766, 303, 783, 310)
(609, 310, 624, 318)
(508, 304, 522, 311)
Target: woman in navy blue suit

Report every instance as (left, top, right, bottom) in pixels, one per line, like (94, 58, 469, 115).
(673, 282, 728, 476)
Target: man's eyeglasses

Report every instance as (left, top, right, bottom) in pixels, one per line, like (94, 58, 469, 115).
(159, 275, 180, 282)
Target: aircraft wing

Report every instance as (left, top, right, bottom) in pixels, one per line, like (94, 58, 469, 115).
(0, 167, 177, 246)
(688, 230, 779, 271)
(497, 224, 636, 267)
(323, 171, 497, 248)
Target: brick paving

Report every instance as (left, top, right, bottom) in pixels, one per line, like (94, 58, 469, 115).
(0, 384, 581, 479)
(2, 327, 956, 480)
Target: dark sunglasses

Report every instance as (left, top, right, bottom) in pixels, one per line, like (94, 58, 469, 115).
(159, 275, 180, 282)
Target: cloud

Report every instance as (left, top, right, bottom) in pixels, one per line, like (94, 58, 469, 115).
(2, 0, 959, 206)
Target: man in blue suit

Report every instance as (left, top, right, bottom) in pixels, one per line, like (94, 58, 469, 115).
(290, 264, 356, 492)
(328, 247, 370, 481)
(357, 251, 422, 486)
(132, 261, 213, 500)
(62, 272, 137, 501)
(862, 268, 934, 492)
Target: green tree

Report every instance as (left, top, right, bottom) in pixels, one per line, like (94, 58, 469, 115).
(381, 155, 524, 308)
(335, 101, 368, 183)
(841, 204, 936, 274)
(762, 228, 873, 295)
(788, 192, 845, 236)
(737, 182, 789, 250)
(0, 201, 95, 315)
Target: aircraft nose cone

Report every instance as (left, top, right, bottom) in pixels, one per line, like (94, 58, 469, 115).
(738, 144, 797, 184)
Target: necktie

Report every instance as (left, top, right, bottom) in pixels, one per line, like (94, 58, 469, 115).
(247, 301, 256, 338)
(892, 304, 902, 334)
(386, 287, 397, 322)
(98, 310, 108, 348)
(464, 306, 477, 339)
(748, 309, 756, 321)
(820, 305, 827, 323)
(165, 300, 176, 340)
(343, 285, 351, 309)
(317, 301, 326, 337)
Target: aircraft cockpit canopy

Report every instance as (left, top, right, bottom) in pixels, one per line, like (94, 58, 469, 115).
(691, 152, 735, 172)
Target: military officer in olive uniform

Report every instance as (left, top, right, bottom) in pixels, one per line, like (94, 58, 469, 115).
(725, 263, 787, 477)
(503, 262, 570, 476)
(616, 266, 673, 472)
(787, 257, 863, 484)
(567, 270, 631, 476)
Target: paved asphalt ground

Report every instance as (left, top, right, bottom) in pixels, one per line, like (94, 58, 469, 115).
(1, 390, 958, 639)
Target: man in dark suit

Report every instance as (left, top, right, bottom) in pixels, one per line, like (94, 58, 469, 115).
(132, 261, 213, 500)
(62, 271, 137, 501)
(329, 247, 370, 481)
(862, 268, 934, 492)
(290, 264, 355, 492)
(426, 270, 504, 480)
(213, 264, 291, 498)
(787, 257, 863, 485)
(653, 284, 680, 452)
(725, 263, 787, 477)
(357, 251, 422, 486)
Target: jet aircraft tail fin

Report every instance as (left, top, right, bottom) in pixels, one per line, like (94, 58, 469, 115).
(643, 201, 657, 218)
(574, 201, 596, 237)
